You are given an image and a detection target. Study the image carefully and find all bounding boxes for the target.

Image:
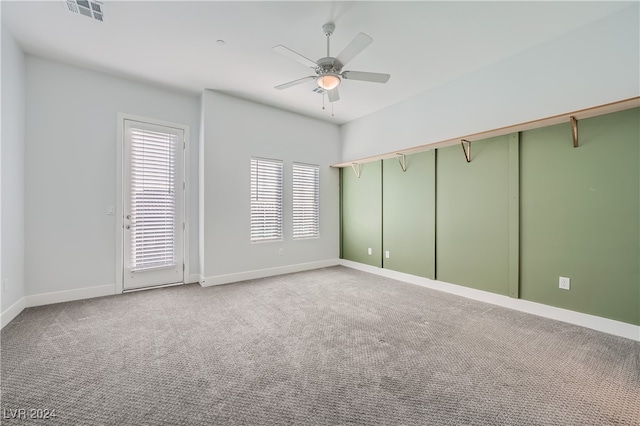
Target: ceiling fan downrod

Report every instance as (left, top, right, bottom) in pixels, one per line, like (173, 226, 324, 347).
(322, 23, 335, 57)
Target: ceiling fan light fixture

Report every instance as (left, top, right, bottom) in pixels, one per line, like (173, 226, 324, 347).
(317, 73, 341, 90)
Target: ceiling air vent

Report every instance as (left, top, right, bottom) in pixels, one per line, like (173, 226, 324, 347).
(63, 0, 104, 22)
(312, 87, 326, 95)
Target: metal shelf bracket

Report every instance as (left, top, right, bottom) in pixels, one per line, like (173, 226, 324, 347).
(396, 153, 407, 172)
(461, 139, 471, 163)
(351, 163, 361, 178)
(570, 116, 578, 147)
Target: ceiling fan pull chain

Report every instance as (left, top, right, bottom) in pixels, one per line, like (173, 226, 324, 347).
(322, 93, 325, 110)
(332, 102, 334, 117)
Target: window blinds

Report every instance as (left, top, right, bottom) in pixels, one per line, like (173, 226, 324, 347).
(250, 158, 284, 242)
(292, 163, 319, 239)
(130, 127, 177, 270)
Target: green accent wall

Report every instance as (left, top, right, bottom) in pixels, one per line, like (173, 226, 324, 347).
(382, 151, 435, 278)
(435, 135, 512, 296)
(341, 161, 382, 267)
(520, 108, 639, 325)
(339, 108, 639, 325)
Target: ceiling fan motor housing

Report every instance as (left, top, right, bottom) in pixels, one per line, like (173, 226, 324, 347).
(317, 57, 340, 73)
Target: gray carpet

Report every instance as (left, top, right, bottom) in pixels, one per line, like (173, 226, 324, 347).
(1, 266, 638, 425)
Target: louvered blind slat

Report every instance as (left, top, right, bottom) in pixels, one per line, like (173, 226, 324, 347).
(250, 158, 283, 242)
(130, 127, 177, 271)
(292, 163, 319, 239)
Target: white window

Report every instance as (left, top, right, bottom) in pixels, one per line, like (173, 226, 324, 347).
(292, 163, 320, 239)
(250, 157, 284, 242)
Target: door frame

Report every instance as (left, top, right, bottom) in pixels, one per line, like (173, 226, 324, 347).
(115, 113, 190, 294)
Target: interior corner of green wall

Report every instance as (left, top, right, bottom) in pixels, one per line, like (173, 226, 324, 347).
(340, 161, 382, 267)
(339, 167, 344, 259)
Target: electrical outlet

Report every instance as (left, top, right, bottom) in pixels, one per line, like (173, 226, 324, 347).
(559, 276, 570, 290)
(3, 278, 8, 293)
(367, 248, 372, 255)
(106, 205, 115, 215)
(385, 250, 390, 259)
(278, 248, 283, 256)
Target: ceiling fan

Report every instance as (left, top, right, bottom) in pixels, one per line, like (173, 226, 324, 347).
(273, 23, 390, 102)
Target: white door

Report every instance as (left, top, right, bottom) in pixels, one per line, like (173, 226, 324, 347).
(123, 119, 184, 290)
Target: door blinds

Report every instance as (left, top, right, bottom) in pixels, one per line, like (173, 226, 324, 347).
(129, 127, 178, 270)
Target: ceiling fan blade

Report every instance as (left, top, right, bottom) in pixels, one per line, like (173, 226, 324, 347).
(342, 70, 390, 83)
(273, 45, 317, 69)
(335, 33, 373, 68)
(275, 76, 317, 90)
(327, 87, 340, 103)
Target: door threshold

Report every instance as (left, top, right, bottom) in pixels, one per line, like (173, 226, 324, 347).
(123, 281, 185, 293)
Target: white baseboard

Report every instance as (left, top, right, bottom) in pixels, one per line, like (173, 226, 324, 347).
(200, 259, 340, 287)
(5, 263, 637, 342)
(1, 284, 115, 329)
(1, 296, 27, 329)
(25, 284, 115, 308)
(340, 260, 640, 342)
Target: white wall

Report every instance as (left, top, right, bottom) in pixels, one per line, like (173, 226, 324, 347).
(340, 4, 640, 162)
(24, 56, 200, 296)
(1, 24, 26, 313)
(199, 90, 340, 283)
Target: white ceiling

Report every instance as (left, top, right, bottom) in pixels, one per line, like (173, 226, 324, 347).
(2, 1, 632, 124)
